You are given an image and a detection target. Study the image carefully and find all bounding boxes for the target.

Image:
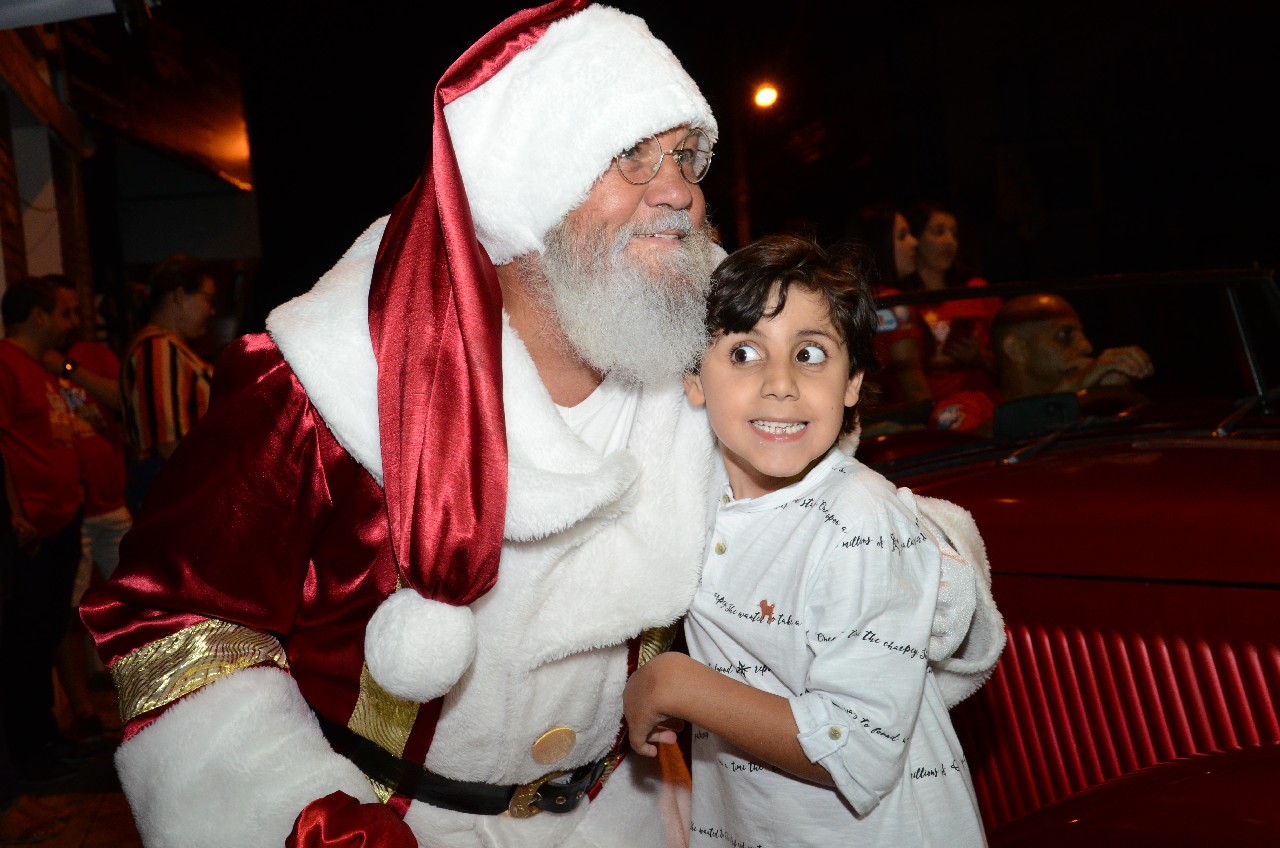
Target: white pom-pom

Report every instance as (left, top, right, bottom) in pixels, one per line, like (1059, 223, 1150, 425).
(364, 589, 477, 702)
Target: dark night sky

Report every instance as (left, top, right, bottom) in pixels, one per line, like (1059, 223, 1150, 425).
(171, 0, 1279, 324)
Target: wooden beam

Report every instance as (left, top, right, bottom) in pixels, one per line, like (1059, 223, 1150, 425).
(0, 29, 91, 157)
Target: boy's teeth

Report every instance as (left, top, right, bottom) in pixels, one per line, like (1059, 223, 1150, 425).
(753, 420, 805, 434)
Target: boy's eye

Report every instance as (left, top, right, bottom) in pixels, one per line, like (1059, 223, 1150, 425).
(797, 344, 827, 364)
(730, 344, 760, 363)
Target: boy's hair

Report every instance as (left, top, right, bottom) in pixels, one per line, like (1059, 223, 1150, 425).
(702, 233, 881, 433)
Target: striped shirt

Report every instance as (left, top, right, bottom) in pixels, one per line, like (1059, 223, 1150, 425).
(121, 326, 213, 459)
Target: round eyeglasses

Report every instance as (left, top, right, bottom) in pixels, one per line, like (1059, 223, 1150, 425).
(612, 128, 715, 185)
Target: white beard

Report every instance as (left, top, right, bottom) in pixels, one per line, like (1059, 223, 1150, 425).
(532, 210, 723, 388)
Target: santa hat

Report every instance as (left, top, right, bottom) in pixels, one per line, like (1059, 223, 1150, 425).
(362, 0, 716, 703)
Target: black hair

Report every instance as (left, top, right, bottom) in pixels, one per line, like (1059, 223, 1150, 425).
(846, 203, 904, 291)
(903, 199, 979, 291)
(145, 254, 211, 318)
(1, 276, 59, 328)
(702, 233, 881, 433)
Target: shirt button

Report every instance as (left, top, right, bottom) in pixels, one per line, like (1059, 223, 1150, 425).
(531, 726, 577, 765)
(828, 727, 842, 740)
(721, 493, 730, 505)
(714, 541, 726, 555)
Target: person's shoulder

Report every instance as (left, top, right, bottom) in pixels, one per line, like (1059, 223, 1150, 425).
(68, 339, 114, 355)
(202, 334, 313, 419)
(961, 277, 1003, 317)
(822, 454, 910, 520)
(0, 341, 24, 386)
(126, 326, 172, 355)
(69, 340, 120, 374)
(0, 340, 38, 376)
(210, 334, 286, 386)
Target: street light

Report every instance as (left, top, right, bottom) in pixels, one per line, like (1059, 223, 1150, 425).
(735, 82, 780, 248)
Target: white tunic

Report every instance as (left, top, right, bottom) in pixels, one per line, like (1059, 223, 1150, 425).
(685, 447, 986, 847)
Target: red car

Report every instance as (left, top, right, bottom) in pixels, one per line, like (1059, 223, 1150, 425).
(861, 269, 1280, 845)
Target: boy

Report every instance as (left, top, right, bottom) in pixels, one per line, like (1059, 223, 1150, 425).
(624, 234, 988, 846)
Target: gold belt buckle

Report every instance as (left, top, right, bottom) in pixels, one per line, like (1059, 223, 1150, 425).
(507, 769, 567, 818)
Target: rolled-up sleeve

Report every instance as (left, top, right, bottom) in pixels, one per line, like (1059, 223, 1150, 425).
(788, 513, 941, 816)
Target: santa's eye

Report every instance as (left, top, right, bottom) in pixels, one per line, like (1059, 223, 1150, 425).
(796, 344, 827, 364)
(730, 344, 761, 363)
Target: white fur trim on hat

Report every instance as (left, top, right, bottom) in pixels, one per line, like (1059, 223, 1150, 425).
(364, 588, 478, 702)
(444, 4, 717, 265)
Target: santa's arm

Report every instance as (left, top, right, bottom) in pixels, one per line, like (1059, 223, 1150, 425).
(82, 337, 390, 847)
(116, 667, 377, 847)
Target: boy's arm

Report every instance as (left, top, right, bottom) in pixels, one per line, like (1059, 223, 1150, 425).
(623, 651, 834, 786)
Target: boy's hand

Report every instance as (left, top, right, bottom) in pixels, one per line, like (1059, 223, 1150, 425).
(623, 652, 688, 756)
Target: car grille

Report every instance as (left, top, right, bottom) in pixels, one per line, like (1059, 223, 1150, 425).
(950, 622, 1280, 831)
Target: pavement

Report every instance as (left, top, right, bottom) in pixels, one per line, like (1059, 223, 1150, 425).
(20, 674, 143, 848)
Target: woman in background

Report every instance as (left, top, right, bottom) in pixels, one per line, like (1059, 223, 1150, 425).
(902, 201, 1002, 399)
(852, 203, 931, 407)
(120, 255, 217, 515)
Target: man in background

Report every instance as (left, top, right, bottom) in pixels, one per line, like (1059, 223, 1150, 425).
(932, 292, 1154, 434)
(0, 276, 83, 779)
(42, 274, 130, 744)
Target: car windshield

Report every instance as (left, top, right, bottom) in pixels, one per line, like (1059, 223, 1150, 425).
(860, 269, 1280, 467)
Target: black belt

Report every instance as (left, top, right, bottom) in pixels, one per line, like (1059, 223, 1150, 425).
(318, 716, 615, 818)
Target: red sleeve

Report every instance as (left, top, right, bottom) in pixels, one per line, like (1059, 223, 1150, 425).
(930, 390, 997, 433)
(287, 792, 417, 848)
(81, 334, 336, 666)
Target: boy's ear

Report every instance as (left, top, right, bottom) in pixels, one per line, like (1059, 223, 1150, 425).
(844, 371, 865, 408)
(683, 373, 706, 407)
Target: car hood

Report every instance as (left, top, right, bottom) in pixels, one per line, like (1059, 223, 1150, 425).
(989, 743, 1280, 847)
(889, 427, 1280, 586)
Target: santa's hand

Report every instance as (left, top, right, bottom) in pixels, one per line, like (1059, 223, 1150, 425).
(286, 791, 417, 848)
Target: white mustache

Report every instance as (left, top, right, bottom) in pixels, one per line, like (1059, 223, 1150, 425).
(617, 210, 694, 242)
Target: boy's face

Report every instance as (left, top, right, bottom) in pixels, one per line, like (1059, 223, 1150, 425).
(685, 285, 863, 500)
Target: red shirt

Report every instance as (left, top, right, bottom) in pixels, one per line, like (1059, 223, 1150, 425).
(66, 341, 127, 516)
(0, 340, 82, 536)
(873, 288, 925, 405)
(916, 279, 1002, 399)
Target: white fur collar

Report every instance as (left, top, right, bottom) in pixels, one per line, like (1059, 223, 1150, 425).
(265, 218, 708, 547)
(266, 217, 387, 484)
